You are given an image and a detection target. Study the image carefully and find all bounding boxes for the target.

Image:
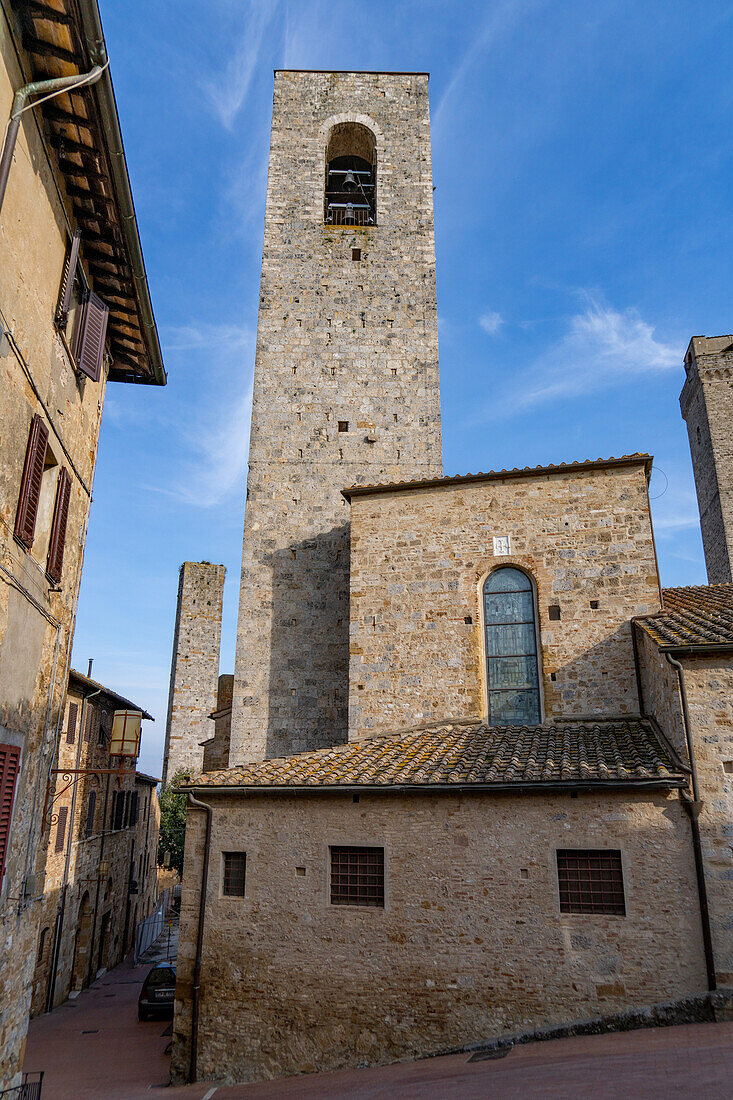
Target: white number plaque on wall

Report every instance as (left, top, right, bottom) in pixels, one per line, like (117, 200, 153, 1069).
(493, 535, 511, 556)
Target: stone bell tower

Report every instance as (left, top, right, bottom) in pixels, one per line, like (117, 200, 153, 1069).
(229, 70, 443, 765)
(681, 335, 733, 583)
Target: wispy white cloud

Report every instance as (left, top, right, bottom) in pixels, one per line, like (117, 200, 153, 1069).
(148, 322, 255, 508)
(481, 292, 678, 420)
(479, 310, 503, 335)
(200, 1, 280, 128)
(433, 0, 544, 135)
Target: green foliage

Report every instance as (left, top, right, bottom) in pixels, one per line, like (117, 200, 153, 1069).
(157, 768, 188, 878)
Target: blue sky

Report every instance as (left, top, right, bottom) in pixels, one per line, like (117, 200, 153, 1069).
(71, 0, 733, 777)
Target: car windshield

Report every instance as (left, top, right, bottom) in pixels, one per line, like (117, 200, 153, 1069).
(147, 966, 176, 987)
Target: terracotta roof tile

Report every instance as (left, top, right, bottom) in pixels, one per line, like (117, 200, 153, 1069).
(186, 717, 685, 791)
(342, 454, 652, 500)
(637, 584, 733, 648)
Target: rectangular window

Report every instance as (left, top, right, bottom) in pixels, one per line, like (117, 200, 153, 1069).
(222, 852, 246, 897)
(557, 849, 625, 915)
(0, 743, 21, 882)
(330, 845, 384, 907)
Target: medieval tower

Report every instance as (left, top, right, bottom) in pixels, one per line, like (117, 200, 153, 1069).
(681, 335, 733, 583)
(162, 561, 226, 782)
(229, 71, 443, 764)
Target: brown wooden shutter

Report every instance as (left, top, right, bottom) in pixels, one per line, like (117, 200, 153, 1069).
(54, 805, 68, 853)
(83, 704, 94, 742)
(46, 467, 72, 583)
(14, 415, 49, 548)
(0, 744, 21, 882)
(73, 291, 109, 381)
(85, 791, 97, 837)
(56, 228, 82, 327)
(65, 702, 78, 745)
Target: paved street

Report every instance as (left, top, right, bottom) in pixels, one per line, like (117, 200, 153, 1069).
(25, 950, 733, 1100)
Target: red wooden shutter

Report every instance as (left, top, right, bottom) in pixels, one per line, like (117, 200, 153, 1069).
(73, 291, 109, 381)
(14, 415, 49, 548)
(56, 228, 82, 327)
(65, 702, 78, 745)
(0, 744, 21, 882)
(54, 806, 68, 853)
(46, 467, 72, 583)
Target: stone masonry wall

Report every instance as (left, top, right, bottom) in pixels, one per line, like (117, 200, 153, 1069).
(680, 336, 733, 583)
(638, 629, 733, 987)
(230, 71, 443, 765)
(348, 461, 661, 737)
(0, 15, 112, 1082)
(163, 563, 226, 783)
(172, 788, 706, 1085)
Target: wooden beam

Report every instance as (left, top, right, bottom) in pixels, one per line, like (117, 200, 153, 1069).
(23, 33, 79, 65)
(50, 134, 99, 160)
(45, 104, 95, 130)
(65, 184, 115, 208)
(27, 2, 74, 25)
(57, 158, 108, 183)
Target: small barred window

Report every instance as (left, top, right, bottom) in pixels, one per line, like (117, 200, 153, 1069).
(557, 849, 625, 915)
(330, 845, 384, 907)
(222, 852, 246, 897)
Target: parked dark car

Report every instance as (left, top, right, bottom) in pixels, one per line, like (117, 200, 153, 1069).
(138, 963, 176, 1021)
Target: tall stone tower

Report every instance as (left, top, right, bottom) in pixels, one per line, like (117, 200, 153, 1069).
(230, 70, 443, 765)
(163, 561, 226, 782)
(680, 335, 733, 583)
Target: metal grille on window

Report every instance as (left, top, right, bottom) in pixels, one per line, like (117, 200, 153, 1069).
(483, 567, 541, 726)
(222, 852, 246, 897)
(557, 849, 626, 915)
(330, 845, 384, 907)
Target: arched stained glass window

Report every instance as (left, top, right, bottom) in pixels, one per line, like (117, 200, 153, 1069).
(483, 567, 541, 726)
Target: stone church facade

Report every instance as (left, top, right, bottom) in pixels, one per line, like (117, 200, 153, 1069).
(166, 70, 733, 1086)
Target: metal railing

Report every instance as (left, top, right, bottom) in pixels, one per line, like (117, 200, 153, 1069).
(325, 202, 374, 226)
(0, 1072, 44, 1100)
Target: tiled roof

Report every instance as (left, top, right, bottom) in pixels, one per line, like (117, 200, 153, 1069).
(185, 717, 685, 791)
(68, 668, 153, 720)
(342, 454, 652, 500)
(637, 585, 733, 649)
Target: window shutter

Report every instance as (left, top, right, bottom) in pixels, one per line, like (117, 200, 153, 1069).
(85, 791, 97, 837)
(55, 806, 68, 853)
(66, 702, 78, 745)
(0, 744, 21, 882)
(56, 228, 82, 327)
(73, 291, 109, 381)
(15, 415, 49, 548)
(130, 791, 139, 827)
(46, 467, 72, 583)
(83, 704, 94, 743)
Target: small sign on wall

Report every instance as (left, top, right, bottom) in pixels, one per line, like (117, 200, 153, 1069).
(493, 535, 511, 556)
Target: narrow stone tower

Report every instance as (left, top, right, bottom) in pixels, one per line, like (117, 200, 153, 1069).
(163, 561, 226, 782)
(680, 335, 733, 583)
(230, 70, 443, 765)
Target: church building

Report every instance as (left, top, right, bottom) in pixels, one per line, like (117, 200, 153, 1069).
(166, 71, 733, 1086)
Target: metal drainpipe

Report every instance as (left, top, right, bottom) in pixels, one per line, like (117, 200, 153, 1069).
(665, 651, 717, 991)
(0, 66, 104, 215)
(46, 686, 101, 1011)
(187, 791, 212, 1084)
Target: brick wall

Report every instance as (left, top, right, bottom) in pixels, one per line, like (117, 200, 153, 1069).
(348, 461, 661, 737)
(172, 788, 706, 1085)
(230, 70, 443, 765)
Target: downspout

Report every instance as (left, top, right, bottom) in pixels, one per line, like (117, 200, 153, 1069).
(0, 66, 105, 215)
(46, 685, 102, 1011)
(187, 791, 212, 1084)
(665, 651, 717, 991)
(87, 770, 110, 987)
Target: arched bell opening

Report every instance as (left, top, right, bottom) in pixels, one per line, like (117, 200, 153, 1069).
(325, 122, 376, 226)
